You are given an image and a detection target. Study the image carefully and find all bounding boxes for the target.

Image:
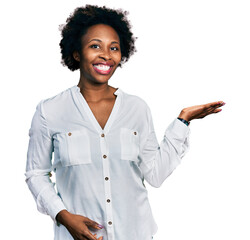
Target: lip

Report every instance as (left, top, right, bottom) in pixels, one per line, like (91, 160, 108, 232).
(93, 61, 113, 66)
(92, 62, 114, 75)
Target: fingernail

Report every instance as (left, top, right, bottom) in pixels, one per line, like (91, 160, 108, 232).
(97, 224, 104, 229)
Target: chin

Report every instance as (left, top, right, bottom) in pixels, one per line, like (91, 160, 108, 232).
(91, 76, 111, 85)
(93, 71, 116, 84)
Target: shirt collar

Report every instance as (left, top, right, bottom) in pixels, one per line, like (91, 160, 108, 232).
(74, 85, 122, 96)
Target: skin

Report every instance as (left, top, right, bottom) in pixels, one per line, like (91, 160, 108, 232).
(74, 24, 121, 130)
(178, 101, 225, 122)
(56, 23, 225, 240)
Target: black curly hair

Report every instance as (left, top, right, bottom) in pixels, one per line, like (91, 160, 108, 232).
(59, 5, 137, 71)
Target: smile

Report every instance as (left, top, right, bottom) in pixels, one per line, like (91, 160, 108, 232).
(93, 64, 113, 75)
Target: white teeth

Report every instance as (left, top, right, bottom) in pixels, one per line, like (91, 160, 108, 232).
(94, 64, 111, 71)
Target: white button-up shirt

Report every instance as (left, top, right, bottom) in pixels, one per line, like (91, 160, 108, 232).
(25, 85, 190, 240)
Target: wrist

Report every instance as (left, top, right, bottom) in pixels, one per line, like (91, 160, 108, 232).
(178, 109, 191, 122)
(56, 210, 71, 226)
(177, 117, 190, 126)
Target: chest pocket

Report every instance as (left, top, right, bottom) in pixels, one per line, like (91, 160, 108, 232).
(57, 129, 91, 167)
(120, 127, 139, 161)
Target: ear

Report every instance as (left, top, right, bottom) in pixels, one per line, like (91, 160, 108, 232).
(73, 51, 80, 62)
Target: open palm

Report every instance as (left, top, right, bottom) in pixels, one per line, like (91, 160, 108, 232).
(178, 101, 225, 122)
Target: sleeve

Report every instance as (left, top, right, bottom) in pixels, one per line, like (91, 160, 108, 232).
(138, 106, 190, 188)
(25, 100, 66, 222)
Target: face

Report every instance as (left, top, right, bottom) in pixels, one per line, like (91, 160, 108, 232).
(74, 24, 122, 85)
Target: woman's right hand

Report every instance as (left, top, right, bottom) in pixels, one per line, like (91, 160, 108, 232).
(56, 210, 104, 240)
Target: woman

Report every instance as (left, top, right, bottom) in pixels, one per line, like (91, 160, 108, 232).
(25, 5, 225, 240)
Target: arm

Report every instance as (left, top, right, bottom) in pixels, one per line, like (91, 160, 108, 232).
(25, 100, 104, 240)
(25, 100, 66, 222)
(139, 101, 225, 188)
(138, 107, 190, 188)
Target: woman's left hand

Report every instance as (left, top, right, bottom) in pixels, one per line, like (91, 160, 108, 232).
(178, 101, 225, 122)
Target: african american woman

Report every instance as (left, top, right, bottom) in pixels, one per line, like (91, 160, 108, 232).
(25, 5, 225, 240)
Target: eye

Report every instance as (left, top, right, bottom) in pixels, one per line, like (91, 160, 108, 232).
(90, 44, 100, 49)
(111, 46, 119, 51)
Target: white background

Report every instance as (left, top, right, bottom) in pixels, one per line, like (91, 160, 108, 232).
(1, 0, 249, 239)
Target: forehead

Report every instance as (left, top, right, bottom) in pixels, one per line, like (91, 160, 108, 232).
(81, 24, 120, 43)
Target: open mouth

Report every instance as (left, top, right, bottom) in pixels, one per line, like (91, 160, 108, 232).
(93, 64, 113, 75)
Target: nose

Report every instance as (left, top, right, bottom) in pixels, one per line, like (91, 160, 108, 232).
(99, 48, 111, 61)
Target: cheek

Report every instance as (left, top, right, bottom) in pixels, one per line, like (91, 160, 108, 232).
(81, 49, 97, 62)
(80, 53, 95, 69)
(115, 52, 122, 63)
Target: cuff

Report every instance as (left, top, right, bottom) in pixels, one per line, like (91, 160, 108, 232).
(36, 186, 67, 224)
(48, 200, 67, 224)
(164, 118, 190, 157)
(165, 118, 190, 139)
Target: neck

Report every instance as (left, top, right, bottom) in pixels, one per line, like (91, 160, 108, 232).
(77, 80, 115, 102)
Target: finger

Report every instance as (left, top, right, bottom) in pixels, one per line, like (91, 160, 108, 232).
(85, 219, 104, 230)
(196, 105, 222, 119)
(201, 105, 218, 116)
(204, 107, 222, 117)
(209, 103, 224, 113)
(213, 108, 222, 113)
(205, 103, 225, 114)
(83, 231, 98, 240)
(93, 234, 103, 240)
(206, 101, 225, 108)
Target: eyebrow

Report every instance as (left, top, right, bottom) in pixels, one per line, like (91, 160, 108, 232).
(88, 39, 120, 44)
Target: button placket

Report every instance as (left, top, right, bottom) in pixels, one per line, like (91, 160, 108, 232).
(99, 131, 114, 238)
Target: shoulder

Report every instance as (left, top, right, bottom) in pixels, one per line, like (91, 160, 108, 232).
(121, 89, 151, 112)
(120, 89, 153, 131)
(43, 86, 73, 106)
(36, 85, 75, 117)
